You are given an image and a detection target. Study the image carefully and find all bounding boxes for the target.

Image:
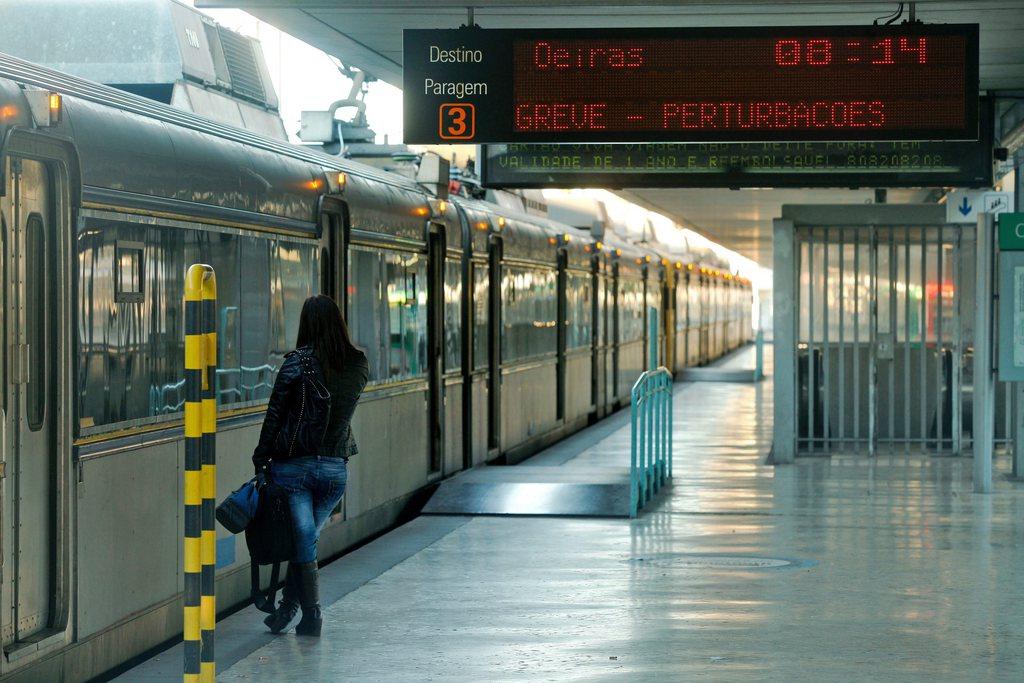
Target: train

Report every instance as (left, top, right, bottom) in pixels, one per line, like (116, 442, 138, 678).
(0, 52, 752, 681)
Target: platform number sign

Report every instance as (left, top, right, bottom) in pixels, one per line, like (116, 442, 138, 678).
(439, 103, 475, 140)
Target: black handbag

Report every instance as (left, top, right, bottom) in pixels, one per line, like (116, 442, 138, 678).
(215, 477, 260, 534)
(244, 480, 295, 612)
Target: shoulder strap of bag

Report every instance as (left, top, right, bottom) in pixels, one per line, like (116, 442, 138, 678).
(250, 561, 282, 614)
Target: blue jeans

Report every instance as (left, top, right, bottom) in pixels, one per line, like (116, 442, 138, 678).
(271, 456, 348, 563)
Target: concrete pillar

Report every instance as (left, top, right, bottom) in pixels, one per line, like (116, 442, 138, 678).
(772, 218, 796, 464)
(973, 213, 995, 493)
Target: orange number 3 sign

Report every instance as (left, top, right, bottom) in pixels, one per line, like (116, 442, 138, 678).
(439, 103, 475, 140)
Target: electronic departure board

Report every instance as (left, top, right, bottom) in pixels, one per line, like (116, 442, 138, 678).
(403, 25, 979, 144)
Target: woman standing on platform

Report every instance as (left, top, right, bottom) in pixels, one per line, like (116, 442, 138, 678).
(252, 294, 369, 637)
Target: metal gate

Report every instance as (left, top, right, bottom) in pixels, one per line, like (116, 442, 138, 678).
(774, 205, 972, 460)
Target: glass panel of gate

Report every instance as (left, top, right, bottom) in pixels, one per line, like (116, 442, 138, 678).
(839, 229, 855, 450)
(825, 235, 841, 451)
(937, 229, 959, 451)
(907, 226, 922, 449)
(896, 227, 911, 451)
(855, 230, 870, 452)
(797, 231, 813, 451)
(799, 239, 810, 343)
(820, 229, 831, 452)
(877, 229, 893, 447)
(887, 228, 899, 451)
(932, 228, 945, 451)
(925, 229, 937, 450)
(812, 235, 825, 450)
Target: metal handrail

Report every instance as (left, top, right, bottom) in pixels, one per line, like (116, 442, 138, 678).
(630, 366, 673, 517)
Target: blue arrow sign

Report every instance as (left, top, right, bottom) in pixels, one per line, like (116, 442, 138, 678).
(958, 196, 972, 216)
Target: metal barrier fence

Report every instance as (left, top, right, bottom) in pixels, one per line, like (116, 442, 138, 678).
(184, 264, 217, 683)
(630, 366, 673, 517)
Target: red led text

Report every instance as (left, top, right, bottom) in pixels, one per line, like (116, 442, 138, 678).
(515, 102, 609, 131)
(661, 101, 886, 130)
(773, 37, 928, 66)
(532, 41, 645, 70)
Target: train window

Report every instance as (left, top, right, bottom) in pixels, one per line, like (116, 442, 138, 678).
(237, 237, 273, 402)
(347, 245, 428, 384)
(676, 279, 687, 331)
(76, 216, 319, 431)
(114, 241, 145, 303)
(273, 240, 317, 357)
(26, 213, 46, 431)
(501, 265, 556, 362)
(444, 259, 462, 372)
(472, 264, 489, 370)
(566, 271, 592, 349)
(618, 278, 645, 342)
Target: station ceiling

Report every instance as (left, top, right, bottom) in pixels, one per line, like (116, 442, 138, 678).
(197, 0, 1024, 266)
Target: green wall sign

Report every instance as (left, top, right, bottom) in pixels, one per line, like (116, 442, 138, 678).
(998, 213, 1024, 251)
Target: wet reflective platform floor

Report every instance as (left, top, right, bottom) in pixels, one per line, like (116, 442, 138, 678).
(121, 346, 1024, 681)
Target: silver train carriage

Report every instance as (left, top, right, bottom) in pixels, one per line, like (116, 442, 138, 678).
(0, 53, 753, 681)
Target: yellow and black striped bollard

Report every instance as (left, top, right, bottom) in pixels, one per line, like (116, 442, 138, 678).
(184, 264, 217, 683)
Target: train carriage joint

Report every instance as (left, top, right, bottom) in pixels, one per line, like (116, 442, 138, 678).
(0, 0, 1022, 681)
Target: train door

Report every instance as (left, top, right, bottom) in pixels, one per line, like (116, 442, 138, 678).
(2, 154, 68, 651)
(699, 275, 710, 364)
(321, 199, 346, 301)
(673, 271, 684, 373)
(611, 261, 620, 402)
(663, 266, 675, 371)
(641, 266, 650, 369)
(487, 234, 503, 457)
(556, 249, 567, 422)
(427, 224, 445, 475)
(590, 254, 603, 420)
(681, 271, 691, 368)
(324, 200, 352, 516)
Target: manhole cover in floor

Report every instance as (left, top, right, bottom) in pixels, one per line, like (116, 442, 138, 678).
(627, 555, 794, 569)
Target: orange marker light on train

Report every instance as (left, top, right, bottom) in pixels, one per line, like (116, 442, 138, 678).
(475, 221, 489, 231)
(615, 248, 622, 257)
(48, 93, 62, 124)
(414, 206, 430, 217)
(548, 237, 558, 245)
(661, 258, 669, 266)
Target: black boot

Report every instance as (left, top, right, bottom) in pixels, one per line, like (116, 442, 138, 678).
(294, 561, 322, 637)
(264, 563, 300, 634)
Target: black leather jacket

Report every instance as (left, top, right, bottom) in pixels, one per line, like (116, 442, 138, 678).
(253, 346, 369, 473)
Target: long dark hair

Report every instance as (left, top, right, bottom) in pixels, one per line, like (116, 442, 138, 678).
(295, 294, 357, 374)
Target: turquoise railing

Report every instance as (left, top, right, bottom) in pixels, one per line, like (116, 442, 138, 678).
(630, 366, 673, 517)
